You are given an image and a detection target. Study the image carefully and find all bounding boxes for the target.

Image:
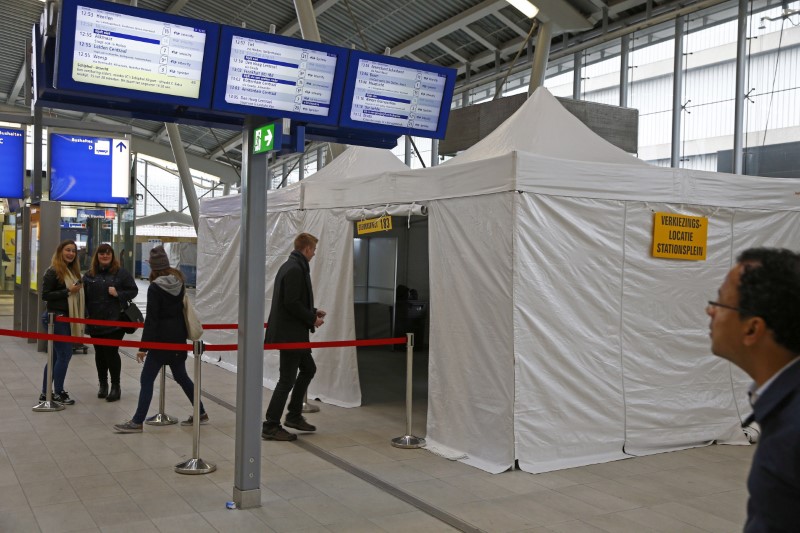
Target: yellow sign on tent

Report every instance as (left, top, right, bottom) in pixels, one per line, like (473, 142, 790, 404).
(652, 212, 708, 261)
(356, 216, 392, 235)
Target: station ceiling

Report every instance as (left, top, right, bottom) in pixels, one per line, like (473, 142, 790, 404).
(0, 0, 725, 180)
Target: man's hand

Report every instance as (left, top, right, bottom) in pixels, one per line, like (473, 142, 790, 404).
(316, 309, 326, 318)
(136, 351, 147, 363)
(314, 317, 324, 328)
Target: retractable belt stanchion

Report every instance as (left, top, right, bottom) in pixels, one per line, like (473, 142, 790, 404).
(301, 391, 320, 413)
(145, 366, 178, 425)
(391, 333, 425, 449)
(33, 312, 65, 412)
(176, 340, 216, 475)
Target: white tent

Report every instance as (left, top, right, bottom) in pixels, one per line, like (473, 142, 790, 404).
(198, 88, 800, 474)
(196, 146, 409, 407)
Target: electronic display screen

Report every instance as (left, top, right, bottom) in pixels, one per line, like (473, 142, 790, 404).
(49, 133, 130, 204)
(339, 51, 456, 138)
(0, 128, 25, 199)
(212, 26, 348, 125)
(55, 0, 219, 107)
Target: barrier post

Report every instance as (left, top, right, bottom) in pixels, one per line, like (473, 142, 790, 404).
(301, 391, 320, 413)
(391, 333, 424, 449)
(33, 312, 65, 412)
(175, 340, 216, 474)
(145, 366, 178, 425)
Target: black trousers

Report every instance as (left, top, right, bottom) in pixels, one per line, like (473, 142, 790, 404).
(264, 350, 316, 427)
(92, 330, 126, 385)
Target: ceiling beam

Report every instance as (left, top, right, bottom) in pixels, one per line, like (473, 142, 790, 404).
(209, 133, 243, 160)
(492, 11, 530, 38)
(279, 0, 341, 36)
(6, 64, 26, 106)
(133, 136, 240, 184)
(435, 39, 469, 63)
(389, 0, 507, 57)
(462, 25, 499, 52)
(166, 0, 190, 14)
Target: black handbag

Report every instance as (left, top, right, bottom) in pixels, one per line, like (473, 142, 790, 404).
(119, 301, 144, 334)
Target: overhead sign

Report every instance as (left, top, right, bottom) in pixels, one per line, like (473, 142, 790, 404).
(0, 128, 25, 199)
(356, 216, 393, 235)
(49, 132, 131, 204)
(339, 51, 456, 139)
(54, 0, 219, 108)
(652, 212, 708, 261)
(213, 26, 348, 126)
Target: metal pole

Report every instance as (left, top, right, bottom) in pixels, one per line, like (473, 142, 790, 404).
(733, 0, 747, 174)
(175, 341, 216, 474)
(391, 333, 424, 449)
(33, 313, 65, 411)
(620, 34, 630, 108)
(165, 123, 200, 231)
(404, 136, 412, 166)
(671, 15, 685, 168)
(145, 366, 178, 425)
(431, 139, 439, 167)
(572, 51, 582, 100)
(529, 21, 553, 94)
(301, 391, 320, 413)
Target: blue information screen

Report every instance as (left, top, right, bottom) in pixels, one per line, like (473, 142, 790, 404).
(0, 128, 25, 199)
(49, 133, 130, 204)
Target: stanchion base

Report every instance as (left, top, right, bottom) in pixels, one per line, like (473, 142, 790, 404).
(32, 400, 65, 412)
(301, 401, 320, 413)
(391, 435, 425, 449)
(145, 413, 179, 426)
(175, 458, 216, 475)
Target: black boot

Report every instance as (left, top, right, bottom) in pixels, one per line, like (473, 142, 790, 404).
(106, 384, 120, 402)
(97, 382, 108, 399)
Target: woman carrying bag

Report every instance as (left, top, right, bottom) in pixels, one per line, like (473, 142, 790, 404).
(40, 239, 84, 405)
(82, 243, 138, 402)
(114, 246, 208, 433)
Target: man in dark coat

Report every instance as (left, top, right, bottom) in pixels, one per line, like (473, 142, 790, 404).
(706, 248, 800, 532)
(262, 233, 326, 441)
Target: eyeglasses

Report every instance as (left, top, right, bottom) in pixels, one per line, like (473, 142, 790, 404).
(707, 300, 752, 315)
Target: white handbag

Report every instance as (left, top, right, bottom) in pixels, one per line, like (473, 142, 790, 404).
(183, 293, 204, 341)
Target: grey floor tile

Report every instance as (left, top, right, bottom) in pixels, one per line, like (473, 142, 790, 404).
(0, 507, 42, 533)
(22, 477, 81, 508)
(442, 499, 536, 532)
(83, 495, 150, 528)
(32, 501, 97, 533)
(150, 513, 218, 533)
(99, 519, 160, 533)
(130, 488, 197, 520)
(203, 508, 277, 532)
(368, 510, 458, 532)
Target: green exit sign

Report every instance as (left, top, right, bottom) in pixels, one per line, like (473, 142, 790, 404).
(253, 123, 276, 154)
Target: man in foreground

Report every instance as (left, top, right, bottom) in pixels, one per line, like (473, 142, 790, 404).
(706, 247, 800, 531)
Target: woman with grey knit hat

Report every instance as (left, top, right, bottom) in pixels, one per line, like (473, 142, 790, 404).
(114, 246, 207, 433)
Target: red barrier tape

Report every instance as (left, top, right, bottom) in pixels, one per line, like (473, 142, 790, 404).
(203, 337, 409, 352)
(55, 316, 267, 330)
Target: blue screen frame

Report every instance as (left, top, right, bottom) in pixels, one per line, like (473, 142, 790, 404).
(339, 51, 456, 139)
(55, 0, 219, 108)
(49, 132, 130, 205)
(0, 128, 26, 199)
(212, 26, 348, 126)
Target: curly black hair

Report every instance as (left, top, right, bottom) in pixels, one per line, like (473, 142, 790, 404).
(736, 248, 800, 354)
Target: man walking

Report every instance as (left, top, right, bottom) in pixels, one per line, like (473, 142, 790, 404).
(706, 247, 800, 531)
(262, 233, 326, 441)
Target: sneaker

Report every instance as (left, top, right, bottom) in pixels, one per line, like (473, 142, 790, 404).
(180, 412, 209, 426)
(284, 416, 316, 432)
(261, 425, 297, 441)
(53, 391, 75, 405)
(113, 420, 143, 433)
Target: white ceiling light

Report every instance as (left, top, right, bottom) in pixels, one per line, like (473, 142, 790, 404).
(505, 0, 539, 18)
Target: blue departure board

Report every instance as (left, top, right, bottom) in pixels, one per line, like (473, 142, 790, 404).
(49, 132, 130, 204)
(0, 128, 25, 199)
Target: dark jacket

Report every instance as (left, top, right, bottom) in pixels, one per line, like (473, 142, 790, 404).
(41, 267, 71, 314)
(83, 266, 138, 336)
(264, 250, 316, 345)
(141, 275, 187, 349)
(745, 358, 800, 532)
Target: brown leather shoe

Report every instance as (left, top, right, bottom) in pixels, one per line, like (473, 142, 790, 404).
(284, 416, 316, 432)
(261, 425, 297, 441)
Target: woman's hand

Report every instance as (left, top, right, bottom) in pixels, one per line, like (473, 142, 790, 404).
(108, 286, 118, 297)
(136, 351, 147, 363)
(68, 282, 82, 295)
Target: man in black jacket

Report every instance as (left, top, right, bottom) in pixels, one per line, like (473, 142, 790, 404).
(706, 248, 800, 532)
(262, 233, 326, 441)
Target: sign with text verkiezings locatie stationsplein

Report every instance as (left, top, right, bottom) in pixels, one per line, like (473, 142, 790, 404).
(652, 212, 708, 261)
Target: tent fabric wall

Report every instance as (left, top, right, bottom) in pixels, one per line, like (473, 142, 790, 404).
(425, 194, 516, 473)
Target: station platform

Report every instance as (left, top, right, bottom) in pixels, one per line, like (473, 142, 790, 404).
(0, 294, 754, 532)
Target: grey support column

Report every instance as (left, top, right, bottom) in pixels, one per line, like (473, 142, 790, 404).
(733, 0, 747, 175)
(431, 139, 439, 167)
(299, 154, 305, 181)
(671, 16, 685, 168)
(165, 123, 200, 230)
(462, 64, 470, 107)
(404, 136, 412, 166)
(233, 116, 268, 509)
(620, 34, 630, 108)
(573, 51, 582, 100)
(316, 146, 324, 171)
(528, 21, 552, 94)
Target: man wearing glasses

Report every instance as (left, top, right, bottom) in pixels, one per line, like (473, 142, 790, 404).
(706, 247, 800, 532)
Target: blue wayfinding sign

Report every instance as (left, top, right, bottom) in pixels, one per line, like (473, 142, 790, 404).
(49, 133, 131, 204)
(0, 128, 25, 199)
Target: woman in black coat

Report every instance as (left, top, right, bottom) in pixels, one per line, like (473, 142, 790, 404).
(113, 246, 207, 433)
(82, 243, 137, 402)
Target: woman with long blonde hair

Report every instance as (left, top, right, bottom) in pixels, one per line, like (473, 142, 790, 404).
(40, 239, 85, 405)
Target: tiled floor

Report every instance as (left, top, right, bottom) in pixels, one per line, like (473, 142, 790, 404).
(0, 290, 754, 532)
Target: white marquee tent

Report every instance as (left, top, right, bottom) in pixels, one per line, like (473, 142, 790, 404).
(198, 88, 800, 474)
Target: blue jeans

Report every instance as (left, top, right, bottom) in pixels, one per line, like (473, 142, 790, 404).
(42, 317, 73, 394)
(132, 351, 206, 424)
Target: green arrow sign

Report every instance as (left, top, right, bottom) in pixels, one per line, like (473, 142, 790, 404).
(253, 123, 276, 154)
